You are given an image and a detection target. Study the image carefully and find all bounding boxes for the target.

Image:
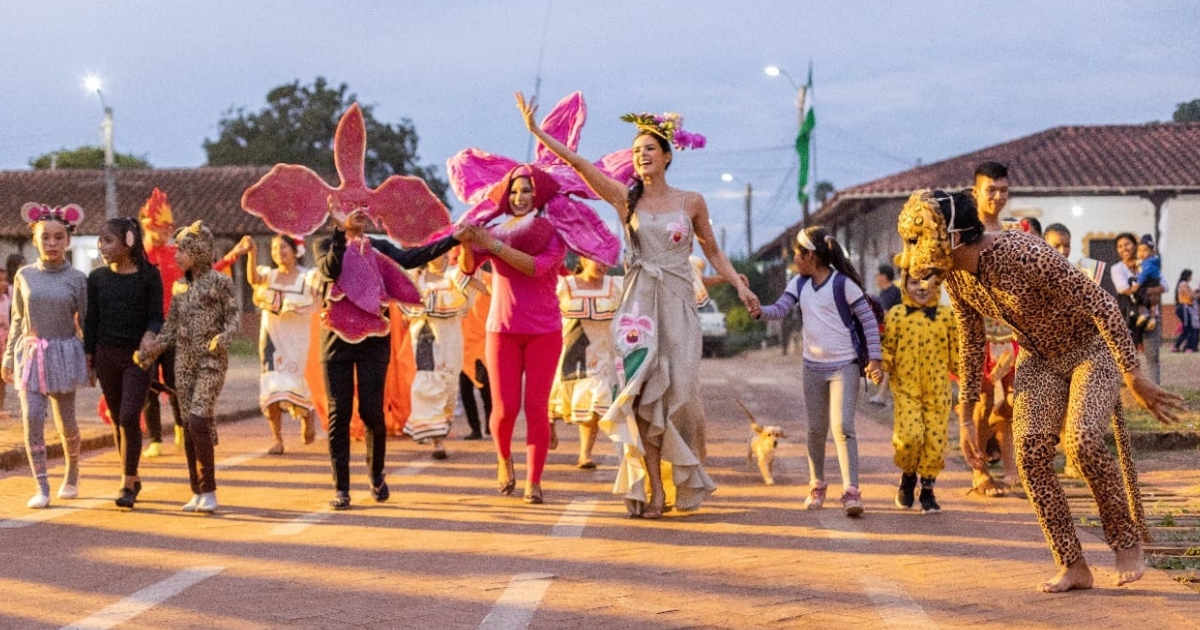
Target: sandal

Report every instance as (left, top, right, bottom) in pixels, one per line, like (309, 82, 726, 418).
(497, 458, 516, 496)
(523, 483, 543, 505)
(577, 460, 597, 470)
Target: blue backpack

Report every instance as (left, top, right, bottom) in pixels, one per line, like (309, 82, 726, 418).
(796, 273, 883, 376)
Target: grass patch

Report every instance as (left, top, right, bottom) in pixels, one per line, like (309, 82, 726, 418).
(229, 337, 257, 358)
(1123, 386, 1200, 432)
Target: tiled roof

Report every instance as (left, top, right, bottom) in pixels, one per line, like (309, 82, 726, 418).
(824, 122, 1200, 205)
(0, 166, 282, 238)
(755, 122, 1200, 260)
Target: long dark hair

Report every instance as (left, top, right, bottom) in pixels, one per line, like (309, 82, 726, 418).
(104, 217, 150, 269)
(625, 131, 673, 218)
(800, 225, 865, 289)
(1178, 269, 1194, 302)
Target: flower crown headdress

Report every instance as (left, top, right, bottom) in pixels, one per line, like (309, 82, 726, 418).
(21, 202, 84, 228)
(619, 111, 706, 150)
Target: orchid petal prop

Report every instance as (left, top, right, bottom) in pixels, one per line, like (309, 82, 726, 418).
(446, 91, 620, 266)
(241, 103, 451, 241)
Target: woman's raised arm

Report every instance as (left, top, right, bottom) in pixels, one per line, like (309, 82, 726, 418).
(516, 92, 630, 220)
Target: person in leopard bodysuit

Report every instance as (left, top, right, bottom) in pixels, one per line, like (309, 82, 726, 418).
(141, 221, 239, 513)
(895, 188, 1184, 594)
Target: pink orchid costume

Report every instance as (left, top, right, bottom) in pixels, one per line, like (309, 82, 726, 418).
(242, 103, 452, 506)
(447, 92, 620, 496)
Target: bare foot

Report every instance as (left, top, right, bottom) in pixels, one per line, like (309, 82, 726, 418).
(1115, 544, 1145, 586)
(1039, 559, 1094, 593)
(642, 491, 666, 520)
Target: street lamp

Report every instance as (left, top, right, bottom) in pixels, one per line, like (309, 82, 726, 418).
(85, 75, 118, 219)
(765, 64, 811, 222)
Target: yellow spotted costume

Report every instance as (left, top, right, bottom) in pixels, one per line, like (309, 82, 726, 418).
(882, 283, 959, 478)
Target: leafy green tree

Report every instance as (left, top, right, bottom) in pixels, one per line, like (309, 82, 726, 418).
(815, 180, 835, 205)
(708, 258, 768, 335)
(29, 146, 150, 169)
(1174, 99, 1200, 123)
(204, 77, 448, 202)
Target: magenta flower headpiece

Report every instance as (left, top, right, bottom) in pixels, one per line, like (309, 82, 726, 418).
(620, 111, 706, 150)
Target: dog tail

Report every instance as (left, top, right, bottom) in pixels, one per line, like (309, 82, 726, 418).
(737, 398, 763, 434)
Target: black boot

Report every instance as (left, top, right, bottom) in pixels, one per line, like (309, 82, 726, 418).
(919, 477, 940, 514)
(895, 473, 917, 509)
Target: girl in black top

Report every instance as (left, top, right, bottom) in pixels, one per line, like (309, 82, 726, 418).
(84, 217, 164, 509)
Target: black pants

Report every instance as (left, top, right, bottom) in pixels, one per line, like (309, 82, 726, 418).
(142, 347, 181, 443)
(323, 358, 389, 493)
(458, 359, 492, 436)
(95, 343, 152, 477)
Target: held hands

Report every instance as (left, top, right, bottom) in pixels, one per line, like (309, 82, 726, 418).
(737, 286, 761, 318)
(453, 223, 485, 245)
(1124, 370, 1185, 425)
(864, 359, 884, 385)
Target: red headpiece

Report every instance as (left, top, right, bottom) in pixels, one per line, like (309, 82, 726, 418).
(139, 188, 175, 230)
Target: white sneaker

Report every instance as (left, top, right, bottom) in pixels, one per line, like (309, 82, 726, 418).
(195, 492, 218, 513)
(27, 493, 50, 509)
(181, 494, 201, 512)
(57, 483, 78, 499)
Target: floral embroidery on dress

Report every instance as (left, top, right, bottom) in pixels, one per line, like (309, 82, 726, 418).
(666, 221, 688, 244)
(615, 302, 655, 347)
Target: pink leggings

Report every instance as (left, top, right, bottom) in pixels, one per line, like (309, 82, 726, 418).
(487, 330, 562, 484)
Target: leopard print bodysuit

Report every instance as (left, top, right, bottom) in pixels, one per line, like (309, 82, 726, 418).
(944, 230, 1145, 566)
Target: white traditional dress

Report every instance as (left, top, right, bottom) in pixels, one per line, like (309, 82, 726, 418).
(401, 267, 473, 442)
(255, 265, 320, 416)
(599, 205, 717, 514)
(551, 274, 624, 425)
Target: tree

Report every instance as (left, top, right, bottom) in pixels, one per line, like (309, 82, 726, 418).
(29, 146, 150, 169)
(204, 77, 449, 202)
(1174, 99, 1200, 123)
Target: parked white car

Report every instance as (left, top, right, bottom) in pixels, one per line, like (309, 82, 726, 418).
(697, 301, 727, 357)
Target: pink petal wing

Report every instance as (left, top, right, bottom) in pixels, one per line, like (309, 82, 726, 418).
(542, 163, 597, 199)
(446, 148, 519, 205)
(334, 104, 367, 189)
(535, 91, 586, 164)
(241, 164, 335, 237)
(337, 244, 385, 314)
(543, 196, 621, 266)
(375, 253, 422, 305)
(596, 149, 635, 186)
(369, 175, 452, 246)
(321, 299, 390, 343)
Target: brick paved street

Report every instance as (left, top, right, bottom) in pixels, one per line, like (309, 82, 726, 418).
(0, 350, 1197, 629)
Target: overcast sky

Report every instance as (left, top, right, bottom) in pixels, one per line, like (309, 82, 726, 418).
(2, 1, 1196, 255)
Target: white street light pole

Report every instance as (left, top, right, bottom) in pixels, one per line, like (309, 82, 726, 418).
(86, 76, 118, 219)
(722, 172, 753, 256)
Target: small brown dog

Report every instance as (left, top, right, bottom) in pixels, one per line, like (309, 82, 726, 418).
(738, 399, 786, 485)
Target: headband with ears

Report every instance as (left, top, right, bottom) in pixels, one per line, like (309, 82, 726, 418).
(22, 202, 84, 226)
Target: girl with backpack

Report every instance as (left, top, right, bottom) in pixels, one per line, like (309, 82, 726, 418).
(752, 226, 883, 516)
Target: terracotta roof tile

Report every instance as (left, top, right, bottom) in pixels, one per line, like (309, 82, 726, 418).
(0, 166, 285, 238)
(825, 122, 1200, 202)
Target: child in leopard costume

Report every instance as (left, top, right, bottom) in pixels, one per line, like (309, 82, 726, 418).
(142, 221, 239, 513)
(896, 189, 1184, 593)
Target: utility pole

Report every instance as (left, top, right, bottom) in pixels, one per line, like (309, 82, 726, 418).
(744, 182, 753, 256)
(720, 226, 727, 253)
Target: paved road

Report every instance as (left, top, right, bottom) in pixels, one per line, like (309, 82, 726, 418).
(0, 351, 1197, 629)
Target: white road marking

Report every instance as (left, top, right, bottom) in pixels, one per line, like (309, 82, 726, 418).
(477, 572, 554, 630)
(477, 500, 592, 628)
(858, 577, 936, 629)
(393, 461, 432, 476)
(215, 452, 262, 470)
(61, 566, 224, 630)
(814, 505, 934, 627)
(550, 499, 596, 538)
(0, 498, 111, 529)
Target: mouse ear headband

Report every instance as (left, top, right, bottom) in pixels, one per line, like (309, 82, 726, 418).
(22, 202, 84, 229)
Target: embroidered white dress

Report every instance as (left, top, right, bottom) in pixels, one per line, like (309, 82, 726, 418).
(255, 266, 320, 415)
(599, 206, 716, 513)
(551, 274, 624, 425)
(401, 267, 473, 441)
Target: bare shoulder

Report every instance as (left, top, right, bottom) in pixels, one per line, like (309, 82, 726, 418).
(677, 189, 708, 216)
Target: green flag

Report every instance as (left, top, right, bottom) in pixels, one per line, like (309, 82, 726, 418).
(795, 66, 815, 204)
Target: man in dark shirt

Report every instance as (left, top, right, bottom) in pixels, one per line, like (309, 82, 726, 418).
(870, 264, 902, 405)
